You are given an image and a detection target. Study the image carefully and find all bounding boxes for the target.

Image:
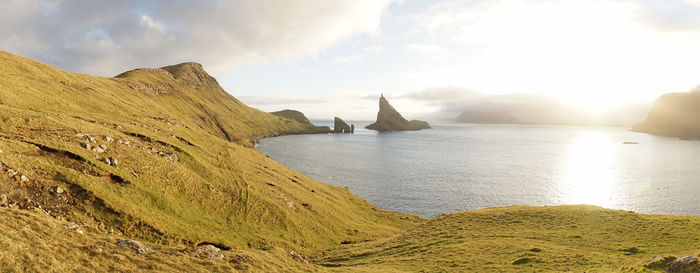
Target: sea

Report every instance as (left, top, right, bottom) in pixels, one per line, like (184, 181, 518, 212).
(256, 121, 700, 218)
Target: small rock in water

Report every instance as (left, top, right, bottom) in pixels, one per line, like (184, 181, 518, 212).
(188, 245, 224, 260)
(116, 240, 153, 254)
(666, 256, 699, 273)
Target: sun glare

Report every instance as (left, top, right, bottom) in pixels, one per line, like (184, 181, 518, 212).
(560, 132, 616, 207)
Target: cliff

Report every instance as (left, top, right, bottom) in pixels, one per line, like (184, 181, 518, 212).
(633, 89, 700, 138)
(365, 94, 430, 131)
(456, 110, 519, 124)
(270, 109, 331, 134)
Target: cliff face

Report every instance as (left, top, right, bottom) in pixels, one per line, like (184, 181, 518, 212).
(365, 94, 430, 132)
(271, 109, 331, 134)
(455, 110, 519, 124)
(633, 89, 700, 137)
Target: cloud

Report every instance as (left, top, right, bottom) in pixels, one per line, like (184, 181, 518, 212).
(362, 45, 385, 54)
(0, 0, 394, 76)
(402, 43, 448, 58)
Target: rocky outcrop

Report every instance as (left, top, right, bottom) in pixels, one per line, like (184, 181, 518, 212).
(666, 256, 699, 273)
(334, 117, 354, 133)
(115, 240, 153, 254)
(188, 245, 224, 260)
(455, 110, 518, 124)
(366, 94, 430, 132)
(633, 89, 700, 138)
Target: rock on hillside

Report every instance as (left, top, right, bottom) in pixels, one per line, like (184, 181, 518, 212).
(365, 94, 430, 132)
(633, 88, 700, 138)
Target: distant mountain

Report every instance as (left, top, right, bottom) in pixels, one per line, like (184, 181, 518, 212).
(633, 88, 700, 137)
(366, 94, 430, 131)
(455, 110, 519, 124)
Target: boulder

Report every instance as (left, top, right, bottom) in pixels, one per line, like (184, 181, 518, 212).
(188, 245, 224, 260)
(365, 94, 430, 132)
(116, 240, 153, 254)
(287, 250, 309, 264)
(65, 223, 84, 234)
(80, 142, 91, 150)
(667, 256, 699, 273)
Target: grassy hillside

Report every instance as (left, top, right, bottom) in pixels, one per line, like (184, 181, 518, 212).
(0, 51, 698, 272)
(319, 206, 700, 272)
(0, 50, 419, 269)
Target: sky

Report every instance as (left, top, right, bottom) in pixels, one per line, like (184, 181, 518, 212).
(2, 0, 700, 124)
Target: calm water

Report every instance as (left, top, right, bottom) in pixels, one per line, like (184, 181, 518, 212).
(257, 121, 700, 218)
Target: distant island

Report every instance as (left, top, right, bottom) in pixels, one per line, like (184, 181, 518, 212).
(633, 88, 700, 138)
(366, 94, 430, 131)
(455, 109, 519, 124)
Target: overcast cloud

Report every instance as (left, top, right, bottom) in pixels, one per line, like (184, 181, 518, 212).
(0, 0, 392, 76)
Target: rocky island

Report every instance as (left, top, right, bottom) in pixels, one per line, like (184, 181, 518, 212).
(633, 88, 700, 138)
(366, 94, 430, 132)
(455, 109, 519, 124)
(333, 117, 354, 133)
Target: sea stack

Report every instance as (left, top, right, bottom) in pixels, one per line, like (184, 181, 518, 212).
(633, 89, 700, 138)
(334, 117, 354, 133)
(365, 94, 430, 132)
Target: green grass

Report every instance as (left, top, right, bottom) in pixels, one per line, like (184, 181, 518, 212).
(317, 205, 700, 272)
(0, 50, 698, 272)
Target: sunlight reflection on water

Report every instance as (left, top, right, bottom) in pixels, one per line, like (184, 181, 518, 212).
(258, 123, 700, 218)
(560, 133, 615, 207)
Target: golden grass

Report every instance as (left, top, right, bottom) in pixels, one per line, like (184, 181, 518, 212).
(0, 50, 698, 272)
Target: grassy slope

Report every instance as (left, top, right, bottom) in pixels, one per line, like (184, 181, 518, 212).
(0, 51, 419, 271)
(319, 206, 700, 272)
(0, 51, 698, 272)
